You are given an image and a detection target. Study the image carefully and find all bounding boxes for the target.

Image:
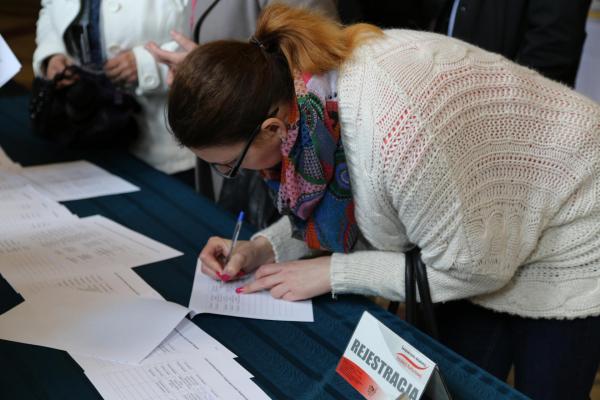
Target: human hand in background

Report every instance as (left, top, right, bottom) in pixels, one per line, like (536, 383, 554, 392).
(238, 256, 332, 301)
(199, 236, 275, 282)
(104, 50, 138, 85)
(145, 30, 198, 86)
(45, 54, 76, 88)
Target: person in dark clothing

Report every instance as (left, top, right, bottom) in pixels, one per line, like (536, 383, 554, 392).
(431, 0, 591, 87)
(341, 0, 591, 87)
(338, 0, 437, 29)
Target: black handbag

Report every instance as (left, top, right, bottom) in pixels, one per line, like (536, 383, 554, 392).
(389, 246, 440, 339)
(29, 65, 140, 148)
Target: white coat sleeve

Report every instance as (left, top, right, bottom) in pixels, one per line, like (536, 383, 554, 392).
(33, 0, 68, 77)
(132, 43, 174, 95)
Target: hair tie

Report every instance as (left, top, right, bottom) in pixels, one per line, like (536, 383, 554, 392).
(249, 35, 266, 50)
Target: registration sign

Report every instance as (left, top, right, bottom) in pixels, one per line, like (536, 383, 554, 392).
(337, 312, 451, 400)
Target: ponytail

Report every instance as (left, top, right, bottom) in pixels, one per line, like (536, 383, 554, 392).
(254, 4, 383, 74)
(168, 4, 383, 149)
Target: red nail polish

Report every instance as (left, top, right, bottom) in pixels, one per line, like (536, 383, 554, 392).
(236, 270, 245, 277)
(216, 271, 222, 278)
(235, 287, 244, 294)
(221, 274, 231, 282)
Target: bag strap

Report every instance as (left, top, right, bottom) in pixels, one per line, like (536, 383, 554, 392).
(389, 247, 439, 339)
(412, 248, 439, 339)
(404, 247, 417, 324)
(192, 0, 221, 196)
(193, 0, 221, 43)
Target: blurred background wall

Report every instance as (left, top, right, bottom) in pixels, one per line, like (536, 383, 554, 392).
(1, 0, 40, 89)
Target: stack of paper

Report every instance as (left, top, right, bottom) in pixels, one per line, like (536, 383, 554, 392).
(0, 215, 182, 298)
(0, 185, 76, 227)
(0, 147, 275, 398)
(20, 160, 139, 201)
(0, 149, 170, 302)
(73, 319, 270, 400)
(0, 168, 29, 191)
(80, 353, 271, 400)
(0, 287, 189, 363)
(0, 159, 139, 201)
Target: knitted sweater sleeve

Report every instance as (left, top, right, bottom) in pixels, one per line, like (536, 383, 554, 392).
(330, 252, 508, 302)
(251, 217, 315, 262)
(252, 209, 508, 302)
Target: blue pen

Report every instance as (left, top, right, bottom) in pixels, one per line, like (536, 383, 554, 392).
(225, 211, 245, 266)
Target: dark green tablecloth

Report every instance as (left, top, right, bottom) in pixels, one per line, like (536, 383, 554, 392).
(0, 95, 528, 399)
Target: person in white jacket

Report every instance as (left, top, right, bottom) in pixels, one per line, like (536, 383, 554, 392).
(146, 0, 338, 84)
(33, 0, 195, 175)
(166, 4, 600, 399)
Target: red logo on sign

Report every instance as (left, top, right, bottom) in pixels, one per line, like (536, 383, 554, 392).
(396, 352, 428, 371)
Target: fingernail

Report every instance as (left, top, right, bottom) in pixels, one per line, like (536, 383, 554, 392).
(221, 274, 231, 282)
(216, 271, 222, 279)
(236, 271, 245, 277)
(235, 287, 244, 294)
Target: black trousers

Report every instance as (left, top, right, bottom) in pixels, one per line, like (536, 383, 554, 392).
(436, 300, 600, 399)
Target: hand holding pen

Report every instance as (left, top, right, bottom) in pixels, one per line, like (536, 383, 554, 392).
(198, 211, 276, 284)
(218, 211, 245, 282)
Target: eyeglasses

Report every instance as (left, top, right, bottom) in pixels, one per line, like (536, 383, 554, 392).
(209, 108, 278, 179)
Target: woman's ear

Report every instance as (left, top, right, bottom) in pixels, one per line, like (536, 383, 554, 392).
(262, 118, 288, 142)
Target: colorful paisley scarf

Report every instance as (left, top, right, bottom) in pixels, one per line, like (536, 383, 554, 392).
(262, 71, 358, 253)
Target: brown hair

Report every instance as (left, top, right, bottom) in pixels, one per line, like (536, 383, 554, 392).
(168, 4, 383, 149)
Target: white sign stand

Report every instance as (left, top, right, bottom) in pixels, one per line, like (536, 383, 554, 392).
(337, 312, 451, 400)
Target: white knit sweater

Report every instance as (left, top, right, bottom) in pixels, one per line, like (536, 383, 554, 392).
(253, 30, 600, 319)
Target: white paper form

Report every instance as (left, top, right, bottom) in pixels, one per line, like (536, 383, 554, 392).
(21, 160, 139, 201)
(0, 185, 49, 203)
(0, 34, 21, 88)
(81, 215, 183, 265)
(82, 352, 271, 400)
(0, 215, 182, 294)
(0, 287, 189, 363)
(72, 319, 237, 372)
(189, 261, 314, 322)
(0, 146, 21, 170)
(0, 169, 29, 191)
(0, 217, 78, 232)
(153, 318, 237, 360)
(0, 185, 75, 226)
(13, 267, 162, 300)
(0, 203, 75, 227)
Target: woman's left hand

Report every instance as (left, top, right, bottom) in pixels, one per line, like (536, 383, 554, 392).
(145, 31, 198, 86)
(239, 256, 332, 301)
(104, 51, 138, 85)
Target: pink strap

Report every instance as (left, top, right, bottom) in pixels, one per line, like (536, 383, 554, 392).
(190, 0, 198, 32)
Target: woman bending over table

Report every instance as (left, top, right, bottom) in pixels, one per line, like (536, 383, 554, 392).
(167, 5, 600, 398)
